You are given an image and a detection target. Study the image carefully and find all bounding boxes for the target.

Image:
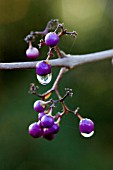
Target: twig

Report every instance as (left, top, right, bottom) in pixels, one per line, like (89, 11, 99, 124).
(52, 67, 67, 91)
(0, 49, 113, 70)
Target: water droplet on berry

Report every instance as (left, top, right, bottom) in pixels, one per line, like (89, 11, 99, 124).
(36, 73, 52, 85)
(81, 131, 94, 138)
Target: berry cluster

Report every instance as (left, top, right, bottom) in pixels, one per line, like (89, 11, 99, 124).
(25, 19, 95, 141)
(29, 101, 60, 140)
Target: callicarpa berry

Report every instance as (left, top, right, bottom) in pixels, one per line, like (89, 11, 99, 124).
(37, 120, 43, 128)
(33, 100, 46, 113)
(28, 122, 43, 138)
(43, 134, 55, 141)
(26, 47, 39, 59)
(79, 118, 94, 138)
(45, 32, 59, 47)
(36, 60, 52, 85)
(43, 123, 59, 136)
(41, 114, 54, 128)
(38, 112, 45, 120)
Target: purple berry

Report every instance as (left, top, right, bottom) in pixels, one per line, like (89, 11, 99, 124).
(45, 32, 59, 47)
(79, 118, 94, 137)
(43, 134, 55, 141)
(26, 47, 39, 59)
(28, 122, 43, 138)
(43, 123, 59, 136)
(36, 61, 51, 76)
(36, 61, 52, 85)
(37, 120, 43, 128)
(38, 112, 45, 120)
(41, 115, 54, 128)
(34, 100, 46, 113)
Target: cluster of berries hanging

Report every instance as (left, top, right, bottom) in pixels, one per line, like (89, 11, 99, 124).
(25, 19, 94, 141)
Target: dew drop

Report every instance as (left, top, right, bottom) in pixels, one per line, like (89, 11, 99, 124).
(36, 73, 52, 85)
(81, 131, 94, 138)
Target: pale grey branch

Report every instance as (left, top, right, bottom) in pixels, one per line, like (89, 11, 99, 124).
(0, 49, 113, 70)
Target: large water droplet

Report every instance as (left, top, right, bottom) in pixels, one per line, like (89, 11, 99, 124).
(81, 131, 94, 138)
(36, 73, 52, 85)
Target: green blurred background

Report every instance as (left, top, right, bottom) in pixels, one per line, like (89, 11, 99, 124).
(0, 0, 113, 170)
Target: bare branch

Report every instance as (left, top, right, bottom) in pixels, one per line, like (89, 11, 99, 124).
(0, 49, 113, 70)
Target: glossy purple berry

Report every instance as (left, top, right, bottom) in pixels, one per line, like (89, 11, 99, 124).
(43, 134, 55, 141)
(26, 47, 39, 59)
(79, 118, 94, 137)
(33, 100, 46, 113)
(36, 61, 51, 75)
(45, 32, 59, 47)
(43, 123, 59, 136)
(37, 120, 43, 128)
(28, 122, 43, 138)
(36, 61, 52, 85)
(41, 115, 54, 128)
(38, 112, 45, 120)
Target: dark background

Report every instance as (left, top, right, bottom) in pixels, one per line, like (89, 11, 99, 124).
(0, 0, 113, 170)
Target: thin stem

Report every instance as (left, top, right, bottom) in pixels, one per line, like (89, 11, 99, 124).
(28, 41, 32, 48)
(56, 23, 78, 38)
(52, 67, 67, 90)
(46, 47, 54, 60)
(74, 107, 83, 120)
(55, 46, 62, 58)
(29, 83, 45, 99)
(55, 117, 61, 125)
(76, 113, 83, 120)
(35, 19, 59, 35)
(24, 19, 59, 43)
(51, 67, 70, 114)
(60, 89, 73, 102)
(41, 67, 66, 99)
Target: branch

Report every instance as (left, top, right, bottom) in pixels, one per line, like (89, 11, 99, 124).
(0, 49, 113, 70)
